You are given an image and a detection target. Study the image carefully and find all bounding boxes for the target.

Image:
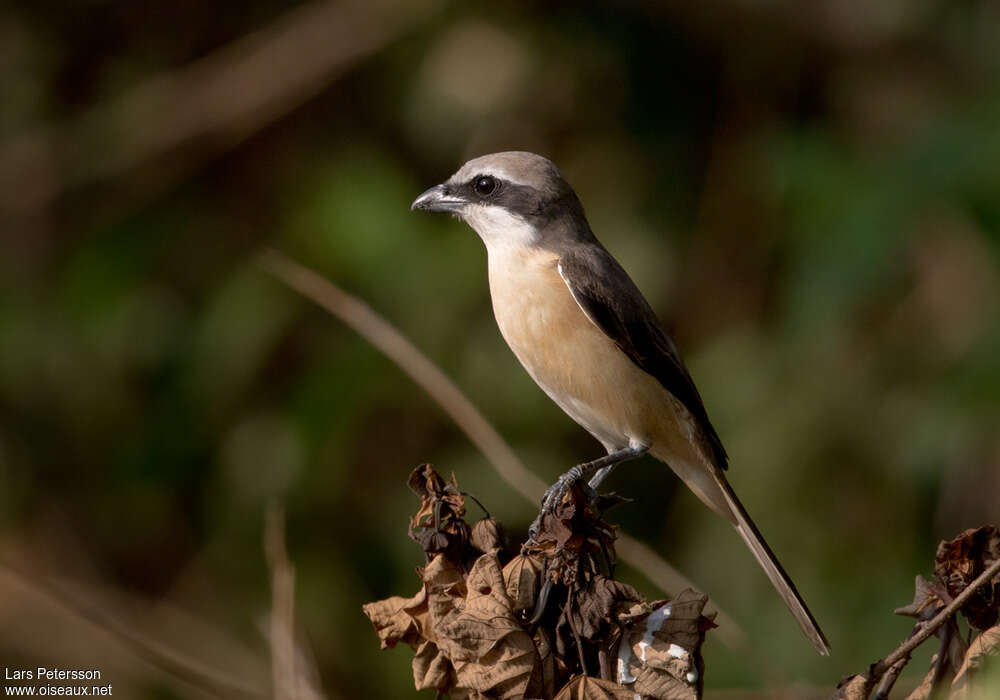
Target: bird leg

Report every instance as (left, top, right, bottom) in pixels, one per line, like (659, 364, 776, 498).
(528, 444, 647, 541)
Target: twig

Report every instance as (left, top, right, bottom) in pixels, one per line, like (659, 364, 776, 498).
(874, 610, 935, 700)
(265, 503, 298, 700)
(564, 588, 589, 677)
(258, 248, 551, 504)
(257, 250, 749, 649)
(928, 621, 956, 698)
(873, 656, 908, 700)
(879, 557, 1000, 673)
(849, 556, 1000, 699)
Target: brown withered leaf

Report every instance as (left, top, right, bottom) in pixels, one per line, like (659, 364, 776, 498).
(408, 463, 466, 528)
(412, 639, 454, 692)
(832, 674, 870, 700)
(553, 674, 638, 699)
(431, 551, 540, 699)
(900, 621, 968, 700)
(408, 465, 471, 560)
(950, 624, 1000, 700)
(524, 482, 619, 593)
(533, 511, 578, 552)
(528, 483, 591, 552)
(503, 554, 543, 618)
(615, 590, 711, 700)
(934, 526, 1000, 630)
(944, 619, 970, 681)
(570, 576, 643, 639)
(432, 552, 524, 657)
(904, 658, 936, 700)
(470, 517, 503, 553)
(422, 552, 469, 654)
(407, 463, 460, 503)
(410, 527, 453, 554)
(447, 690, 489, 700)
(894, 575, 945, 619)
(366, 466, 722, 699)
(423, 552, 468, 619)
(362, 586, 428, 650)
(533, 627, 558, 700)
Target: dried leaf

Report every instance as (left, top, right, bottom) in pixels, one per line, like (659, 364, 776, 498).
(422, 552, 468, 650)
(452, 648, 540, 700)
(950, 625, 1000, 699)
(408, 465, 471, 560)
(503, 554, 543, 618)
(408, 463, 466, 531)
(904, 660, 936, 700)
(432, 551, 540, 699)
(571, 576, 643, 639)
(533, 628, 558, 700)
(412, 640, 454, 692)
(447, 689, 490, 700)
(615, 590, 710, 700)
(471, 517, 503, 553)
(910, 621, 969, 700)
(895, 575, 945, 619)
(433, 552, 523, 658)
(833, 674, 870, 700)
(410, 527, 453, 554)
(553, 674, 638, 699)
(945, 619, 971, 680)
(361, 586, 428, 650)
(899, 618, 968, 700)
(534, 511, 578, 552)
(365, 466, 721, 699)
(423, 552, 468, 613)
(523, 482, 619, 594)
(528, 483, 589, 552)
(934, 526, 1000, 630)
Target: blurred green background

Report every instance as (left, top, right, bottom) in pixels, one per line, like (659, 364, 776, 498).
(1, 0, 999, 697)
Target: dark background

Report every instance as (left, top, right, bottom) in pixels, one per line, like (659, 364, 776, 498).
(1, 0, 999, 697)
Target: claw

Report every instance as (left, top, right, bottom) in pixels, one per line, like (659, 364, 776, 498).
(524, 512, 545, 551)
(526, 447, 647, 551)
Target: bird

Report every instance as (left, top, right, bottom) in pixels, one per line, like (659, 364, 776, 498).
(410, 150, 830, 655)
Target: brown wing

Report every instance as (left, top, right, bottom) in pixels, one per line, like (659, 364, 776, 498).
(557, 244, 728, 470)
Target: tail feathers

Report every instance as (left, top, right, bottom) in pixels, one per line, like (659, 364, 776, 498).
(713, 472, 831, 656)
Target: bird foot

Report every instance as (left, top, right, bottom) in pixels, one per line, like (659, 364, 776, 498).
(525, 464, 598, 546)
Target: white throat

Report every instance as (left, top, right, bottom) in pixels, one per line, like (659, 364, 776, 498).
(461, 204, 539, 253)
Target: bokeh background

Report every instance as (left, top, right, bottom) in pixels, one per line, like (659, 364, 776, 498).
(2, 0, 999, 697)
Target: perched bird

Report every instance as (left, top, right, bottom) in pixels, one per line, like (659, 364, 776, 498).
(411, 151, 830, 655)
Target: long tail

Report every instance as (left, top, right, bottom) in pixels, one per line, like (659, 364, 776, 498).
(711, 471, 831, 655)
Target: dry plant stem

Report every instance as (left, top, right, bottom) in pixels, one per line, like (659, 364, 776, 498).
(874, 613, 932, 699)
(258, 249, 547, 505)
(0, 564, 265, 699)
(879, 557, 1000, 674)
(928, 623, 955, 698)
(873, 656, 909, 700)
(265, 504, 299, 700)
(258, 249, 750, 650)
(565, 589, 590, 677)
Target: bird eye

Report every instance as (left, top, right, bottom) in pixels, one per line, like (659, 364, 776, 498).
(473, 175, 499, 197)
